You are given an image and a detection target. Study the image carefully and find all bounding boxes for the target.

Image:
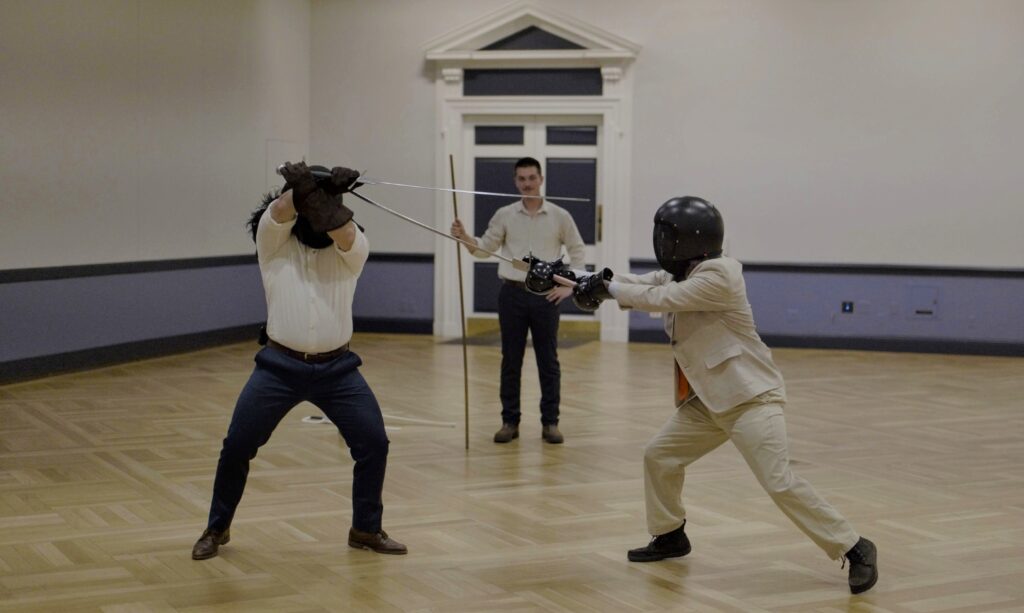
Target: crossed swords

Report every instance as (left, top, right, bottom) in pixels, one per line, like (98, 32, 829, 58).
(279, 166, 590, 272)
(279, 165, 587, 449)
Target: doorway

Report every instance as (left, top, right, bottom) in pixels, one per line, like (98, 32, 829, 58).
(459, 115, 603, 337)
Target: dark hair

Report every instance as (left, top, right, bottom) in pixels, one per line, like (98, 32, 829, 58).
(514, 157, 542, 175)
(247, 165, 327, 242)
(247, 189, 280, 243)
(247, 185, 334, 250)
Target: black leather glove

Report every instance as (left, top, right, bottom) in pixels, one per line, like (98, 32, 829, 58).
(280, 161, 354, 233)
(524, 256, 577, 295)
(322, 166, 363, 195)
(572, 267, 614, 311)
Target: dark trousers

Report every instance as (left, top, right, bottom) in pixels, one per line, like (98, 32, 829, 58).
(206, 347, 388, 533)
(497, 282, 561, 426)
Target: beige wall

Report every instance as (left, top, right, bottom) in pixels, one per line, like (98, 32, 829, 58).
(624, 0, 1024, 267)
(3, 1, 1022, 269)
(0, 0, 311, 269)
(310, 0, 1024, 267)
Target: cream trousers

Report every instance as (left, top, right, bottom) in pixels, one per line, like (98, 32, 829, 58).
(643, 393, 860, 560)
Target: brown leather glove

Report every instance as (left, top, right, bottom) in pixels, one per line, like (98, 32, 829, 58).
(323, 166, 363, 195)
(279, 161, 354, 233)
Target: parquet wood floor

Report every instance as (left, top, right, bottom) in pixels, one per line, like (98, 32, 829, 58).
(1, 334, 1022, 612)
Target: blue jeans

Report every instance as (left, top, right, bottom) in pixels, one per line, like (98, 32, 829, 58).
(498, 282, 561, 426)
(206, 347, 389, 533)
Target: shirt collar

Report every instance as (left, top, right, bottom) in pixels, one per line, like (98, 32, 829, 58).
(515, 198, 547, 215)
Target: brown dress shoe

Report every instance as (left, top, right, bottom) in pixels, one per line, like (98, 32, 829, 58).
(542, 424, 564, 444)
(191, 528, 230, 560)
(493, 423, 519, 443)
(348, 528, 408, 555)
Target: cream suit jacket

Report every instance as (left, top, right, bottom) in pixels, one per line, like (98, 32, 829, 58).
(611, 257, 785, 413)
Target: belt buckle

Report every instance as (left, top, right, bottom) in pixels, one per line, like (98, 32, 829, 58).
(303, 351, 311, 361)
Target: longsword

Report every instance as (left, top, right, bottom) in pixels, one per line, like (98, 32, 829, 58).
(279, 165, 589, 203)
(275, 165, 530, 271)
(358, 176, 590, 203)
(347, 190, 529, 272)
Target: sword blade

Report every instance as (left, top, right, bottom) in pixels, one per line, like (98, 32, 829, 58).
(275, 165, 589, 203)
(359, 177, 590, 203)
(347, 190, 529, 272)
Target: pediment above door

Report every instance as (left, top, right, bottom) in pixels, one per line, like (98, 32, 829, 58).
(424, 2, 640, 69)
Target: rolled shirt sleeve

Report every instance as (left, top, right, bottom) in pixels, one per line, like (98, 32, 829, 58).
(333, 226, 369, 277)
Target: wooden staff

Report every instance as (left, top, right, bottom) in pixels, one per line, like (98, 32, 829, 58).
(449, 154, 470, 451)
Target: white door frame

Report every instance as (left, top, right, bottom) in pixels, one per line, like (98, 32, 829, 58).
(432, 88, 633, 341)
(423, 4, 639, 342)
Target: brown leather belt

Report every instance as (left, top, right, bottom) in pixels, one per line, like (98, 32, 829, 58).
(267, 339, 350, 363)
(502, 279, 527, 290)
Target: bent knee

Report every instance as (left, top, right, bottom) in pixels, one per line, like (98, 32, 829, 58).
(643, 441, 675, 465)
(353, 434, 390, 459)
(220, 437, 260, 462)
(760, 472, 797, 497)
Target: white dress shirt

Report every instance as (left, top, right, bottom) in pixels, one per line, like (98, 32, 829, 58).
(470, 199, 586, 281)
(256, 212, 369, 354)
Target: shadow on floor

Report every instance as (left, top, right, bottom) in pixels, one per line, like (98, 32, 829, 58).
(440, 329, 598, 349)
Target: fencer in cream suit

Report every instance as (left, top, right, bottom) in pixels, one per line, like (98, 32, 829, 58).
(565, 196, 878, 594)
(610, 256, 861, 560)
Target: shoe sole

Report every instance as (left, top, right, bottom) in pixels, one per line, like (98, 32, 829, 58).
(851, 567, 878, 594)
(348, 541, 408, 555)
(494, 433, 519, 443)
(628, 547, 691, 563)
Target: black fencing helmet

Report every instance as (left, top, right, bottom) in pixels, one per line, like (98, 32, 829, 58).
(652, 196, 724, 277)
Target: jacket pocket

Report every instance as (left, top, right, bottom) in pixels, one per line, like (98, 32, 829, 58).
(704, 344, 742, 369)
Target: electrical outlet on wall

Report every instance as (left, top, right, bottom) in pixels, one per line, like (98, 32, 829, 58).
(907, 285, 940, 319)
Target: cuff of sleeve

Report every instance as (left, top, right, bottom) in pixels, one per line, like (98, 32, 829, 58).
(267, 214, 296, 229)
(334, 225, 369, 257)
(607, 281, 622, 299)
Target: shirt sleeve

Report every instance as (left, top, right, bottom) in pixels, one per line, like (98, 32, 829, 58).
(256, 208, 296, 265)
(612, 270, 670, 286)
(561, 210, 586, 269)
(333, 225, 369, 277)
(608, 270, 670, 305)
(611, 266, 737, 313)
(473, 209, 506, 259)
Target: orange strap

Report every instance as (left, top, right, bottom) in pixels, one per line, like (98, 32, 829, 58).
(675, 362, 690, 404)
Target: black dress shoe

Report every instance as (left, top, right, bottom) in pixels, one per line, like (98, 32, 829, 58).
(348, 528, 408, 555)
(844, 537, 878, 594)
(191, 528, 230, 560)
(628, 521, 691, 562)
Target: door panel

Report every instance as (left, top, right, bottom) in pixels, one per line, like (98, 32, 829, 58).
(472, 157, 519, 237)
(545, 157, 597, 244)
